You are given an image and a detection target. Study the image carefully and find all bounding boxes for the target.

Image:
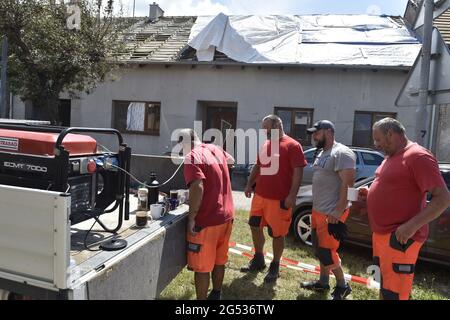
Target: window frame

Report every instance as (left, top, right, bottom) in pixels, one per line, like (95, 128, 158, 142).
(352, 111, 397, 147)
(112, 100, 161, 136)
(274, 107, 314, 146)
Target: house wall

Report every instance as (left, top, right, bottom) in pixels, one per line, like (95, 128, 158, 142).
(11, 95, 25, 119)
(436, 104, 450, 162)
(12, 64, 414, 162)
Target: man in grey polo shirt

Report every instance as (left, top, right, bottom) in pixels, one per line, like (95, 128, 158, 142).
(300, 120, 356, 300)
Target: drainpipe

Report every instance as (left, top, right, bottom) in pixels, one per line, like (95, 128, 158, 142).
(429, 104, 437, 153)
(415, 0, 434, 147)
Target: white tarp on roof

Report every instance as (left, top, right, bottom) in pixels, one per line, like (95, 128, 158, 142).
(188, 14, 422, 67)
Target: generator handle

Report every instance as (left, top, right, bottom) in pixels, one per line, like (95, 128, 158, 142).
(55, 127, 124, 149)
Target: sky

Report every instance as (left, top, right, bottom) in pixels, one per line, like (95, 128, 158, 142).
(116, 0, 410, 17)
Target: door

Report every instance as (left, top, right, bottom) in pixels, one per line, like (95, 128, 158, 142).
(205, 106, 237, 150)
(58, 99, 71, 127)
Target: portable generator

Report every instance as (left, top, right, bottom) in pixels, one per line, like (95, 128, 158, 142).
(0, 123, 131, 231)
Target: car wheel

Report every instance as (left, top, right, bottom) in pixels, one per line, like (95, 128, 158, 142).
(293, 208, 313, 246)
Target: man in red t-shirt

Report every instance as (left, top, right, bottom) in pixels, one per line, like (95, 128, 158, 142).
(358, 118, 450, 300)
(179, 129, 234, 300)
(241, 115, 307, 283)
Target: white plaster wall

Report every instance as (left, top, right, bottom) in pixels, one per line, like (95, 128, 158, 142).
(436, 104, 450, 162)
(11, 95, 25, 119)
(14, 64, 415, 157)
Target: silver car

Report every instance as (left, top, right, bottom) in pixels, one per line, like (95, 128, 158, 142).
(302, 147, 385, 185)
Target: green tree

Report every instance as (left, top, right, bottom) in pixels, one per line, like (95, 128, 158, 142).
(0, 0, 129, 124)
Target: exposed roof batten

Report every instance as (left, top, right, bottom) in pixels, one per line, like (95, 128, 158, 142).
(114, 14, 423, 69)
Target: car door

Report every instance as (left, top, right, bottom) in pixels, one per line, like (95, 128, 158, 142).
(346, 178, 373, 246)
(301, 148, 315, 185)
(423, 170, 450, 265)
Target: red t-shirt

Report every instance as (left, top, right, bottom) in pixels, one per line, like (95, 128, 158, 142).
(255, 135, 307, 200)
(184, 143, 234, 228)
(367, 143, 446, 242)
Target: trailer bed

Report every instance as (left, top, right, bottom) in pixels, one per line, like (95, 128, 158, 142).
(68, 197, 188, 300)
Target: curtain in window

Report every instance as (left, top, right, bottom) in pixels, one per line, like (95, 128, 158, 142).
(126, 102, 145, 131)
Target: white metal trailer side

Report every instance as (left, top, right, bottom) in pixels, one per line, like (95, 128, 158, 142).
(0, 184, 187, 299)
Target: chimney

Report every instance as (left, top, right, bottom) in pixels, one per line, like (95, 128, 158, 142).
(149, 2, 164, 22)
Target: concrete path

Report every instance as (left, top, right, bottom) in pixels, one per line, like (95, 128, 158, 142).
(232, 190, 251, 211)
(231, 173, 251, 211)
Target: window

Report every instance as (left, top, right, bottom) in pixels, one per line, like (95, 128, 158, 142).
(361, 152, 384, 166)
(275, 107, 314, 146)
(112, 101, 160, 135)
(352, 111, 396, 147)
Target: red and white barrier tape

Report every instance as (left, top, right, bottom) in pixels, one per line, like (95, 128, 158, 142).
(228, 241, 380, 289)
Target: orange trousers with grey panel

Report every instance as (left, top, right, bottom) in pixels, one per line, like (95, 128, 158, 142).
(249, 194, 292, 238)
(311, 209, 349, 271)
(187, 220, 233, 273)
(372, 232, 423, 300)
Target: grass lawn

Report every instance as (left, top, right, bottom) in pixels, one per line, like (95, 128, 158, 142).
(160, 209, 450, 300)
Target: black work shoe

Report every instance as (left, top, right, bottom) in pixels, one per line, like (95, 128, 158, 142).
(240, 254, 266, 273)
(331, 284, 352, 300)
(207, 289, 221, 300)
(300, 280, 331, 291)
(263, 262, 280, 283)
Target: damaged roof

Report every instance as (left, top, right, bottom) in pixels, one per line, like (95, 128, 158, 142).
(114, 16, 196, 62)
(114, 14, 422, 69)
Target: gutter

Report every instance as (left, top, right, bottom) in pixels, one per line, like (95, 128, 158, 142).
(113, 60, 412, 71)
